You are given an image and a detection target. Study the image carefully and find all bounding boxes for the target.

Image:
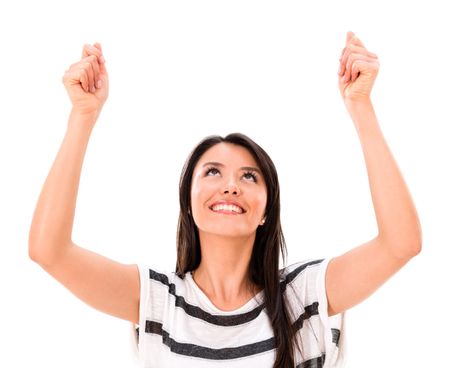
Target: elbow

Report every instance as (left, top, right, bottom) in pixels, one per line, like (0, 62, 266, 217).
(409, 225, 423, 257)
(28, 240, 46, 265)
(408, 239, 422, 258)
(379, 231, 422, 260)
(28, 231, 69, 267)
(28, 234, 41, 263)
(28, 243, 61, 269)
(28, 229, 45, 264)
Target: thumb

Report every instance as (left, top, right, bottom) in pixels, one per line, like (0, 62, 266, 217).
(346, 31, 355, 43)
(94, 42, 102, 53)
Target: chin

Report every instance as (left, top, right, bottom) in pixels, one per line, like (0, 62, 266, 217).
(202, 225, 255, 238)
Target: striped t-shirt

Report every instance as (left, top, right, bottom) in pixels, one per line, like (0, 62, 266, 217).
(133, 258, 346, 367)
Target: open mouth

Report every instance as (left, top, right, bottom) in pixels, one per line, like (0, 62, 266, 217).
(209, 203, 246, 214)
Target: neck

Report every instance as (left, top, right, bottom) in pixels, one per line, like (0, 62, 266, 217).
(193, 232, 260, 306)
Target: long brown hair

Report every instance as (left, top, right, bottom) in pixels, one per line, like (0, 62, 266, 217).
(175, 133, 300, 367)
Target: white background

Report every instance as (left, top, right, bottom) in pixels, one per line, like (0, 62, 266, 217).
(1, 0, 449, 367)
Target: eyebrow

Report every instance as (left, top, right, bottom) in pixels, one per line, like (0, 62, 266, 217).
(202, 161, 262, 175)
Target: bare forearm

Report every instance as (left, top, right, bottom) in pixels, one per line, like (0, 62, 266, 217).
(346, 100, 422, 257)
(29, 110, 96, 262)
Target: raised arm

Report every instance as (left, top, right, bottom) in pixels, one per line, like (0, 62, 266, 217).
(325, 32, 422, 316)
(28, 44, 140, 324)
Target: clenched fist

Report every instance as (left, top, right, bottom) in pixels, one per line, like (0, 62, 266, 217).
(338, 31, 379, 104)
(62, 43, 109, 118)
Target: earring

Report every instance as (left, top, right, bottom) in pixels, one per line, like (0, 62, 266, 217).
(260, 218, 266, 225)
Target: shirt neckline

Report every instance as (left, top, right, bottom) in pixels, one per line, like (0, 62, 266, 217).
(186, 271, 264, 314)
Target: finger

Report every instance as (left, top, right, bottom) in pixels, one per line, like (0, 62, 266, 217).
(94, 42, 103, 54)
(93, 42, 107, 77)
(341, 31, 354, 59)
(346, 31, 354, 43)
(79, 68, 89, 92)
(87, 54, 101, 89)
(84, 61, 95, 92)
(344, 53, 378, 81)
(339, 46, 346, 63)
(85, 55, 102, 91)
(347, 59, 379, 83)
(350, 60, 379, 82)
(79, 57, 96, 93)
(82, 43, 103, 61)
(346, 44, 377, 58)
(348, 34, 366, 49)
(339, 44, 377, 76)
(92, 43, 105, 63)
(81, 45, 104, 88)
(63, 66, 89, 93)
(351, 61, 361, 83)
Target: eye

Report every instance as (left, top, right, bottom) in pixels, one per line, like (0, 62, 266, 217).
(204, 166, 258, 183)
(243, 171, 258, 182)
(205, 167, 220, 176)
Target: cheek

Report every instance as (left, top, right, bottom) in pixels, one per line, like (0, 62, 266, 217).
(255, 190, 268, 209)
(190, 180, 214, 208)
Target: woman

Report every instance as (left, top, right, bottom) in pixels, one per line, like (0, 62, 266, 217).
(28, 31, 422, 367)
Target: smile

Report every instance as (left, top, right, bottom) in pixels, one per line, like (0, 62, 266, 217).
(209, 203, 245, 214)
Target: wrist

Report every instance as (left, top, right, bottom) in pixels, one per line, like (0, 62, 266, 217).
(343, 98, 378, 134)
(344, 96, 372, 109)
(68, 108, 99, 126)
(67, 110, 98, 136)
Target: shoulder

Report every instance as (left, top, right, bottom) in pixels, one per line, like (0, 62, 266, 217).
(137, 264, 187, 289)
(280, 258, 332, 306)
(280, 258, 326, 284)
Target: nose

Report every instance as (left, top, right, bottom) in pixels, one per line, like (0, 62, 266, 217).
(222, 178, 241, 195)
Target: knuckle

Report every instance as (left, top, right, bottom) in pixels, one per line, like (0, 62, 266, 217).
(346, 55, 354, 67)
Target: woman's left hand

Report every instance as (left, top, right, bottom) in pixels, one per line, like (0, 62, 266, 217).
(338, 31, 380, 104)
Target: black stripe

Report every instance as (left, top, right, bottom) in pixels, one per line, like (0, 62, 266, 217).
(296, 354, 326, 368)
(331, 328, 341, 346)
(143, 304, 322, 360)
(148, 259, 324, 327)
(145, 320, 276, 359)
(150, 269, 265, 326)
(281, 259, 324, 292)
(293, 302, 319, 331)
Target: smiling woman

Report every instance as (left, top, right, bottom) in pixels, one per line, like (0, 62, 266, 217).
(138, 132, 346, 367)
(29, 31, 421, 368)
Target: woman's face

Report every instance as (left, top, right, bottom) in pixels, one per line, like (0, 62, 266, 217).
(190, 142, 267, 239)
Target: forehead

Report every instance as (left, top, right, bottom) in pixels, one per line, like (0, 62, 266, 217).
(195, 142, 258, 168)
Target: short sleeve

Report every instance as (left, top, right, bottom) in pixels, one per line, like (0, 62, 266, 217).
(283, 258, 346, 367)
(128, 263, 151, 365)
(316, 257, 346, 367)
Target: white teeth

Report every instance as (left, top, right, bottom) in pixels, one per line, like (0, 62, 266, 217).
(211, 204, 243, 213)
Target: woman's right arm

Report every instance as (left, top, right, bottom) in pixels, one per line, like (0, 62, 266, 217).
(28, 44, 140, 325)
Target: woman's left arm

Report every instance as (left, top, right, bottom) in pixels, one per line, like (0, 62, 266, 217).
(326, 32, 422, 316)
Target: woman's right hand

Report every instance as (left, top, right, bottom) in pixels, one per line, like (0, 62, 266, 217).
(62, 43, 109, 118)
